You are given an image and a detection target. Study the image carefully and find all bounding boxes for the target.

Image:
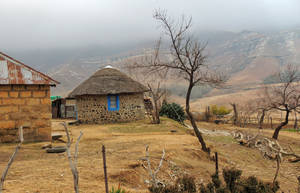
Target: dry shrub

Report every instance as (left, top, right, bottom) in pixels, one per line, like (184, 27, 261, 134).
(200, 168, 280, 193)
(148, 175, 196, 193)
(149, 168, 280, 193)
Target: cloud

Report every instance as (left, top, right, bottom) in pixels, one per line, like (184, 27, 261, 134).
(0, 0, 299, 50)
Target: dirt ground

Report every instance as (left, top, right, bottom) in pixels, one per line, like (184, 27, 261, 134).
(0, 118, 299, 193)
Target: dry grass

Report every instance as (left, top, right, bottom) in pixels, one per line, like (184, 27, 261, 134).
(0, 118, 299, 192)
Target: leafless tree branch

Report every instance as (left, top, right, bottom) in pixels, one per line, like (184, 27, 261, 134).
(150, 9, 227, 153)
(261, 65, 300, 139)
(62, 122, 83, 193)
(145, 145, 165, 187)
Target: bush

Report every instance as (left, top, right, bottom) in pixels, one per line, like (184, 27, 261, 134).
(176, 175, 197, 193)
(211, 105, 232, 117)
(149, 168, 280, 193)
(109, 186, 128, 193)
(159, 102, 185, 123)
(149, 175, 197, 193)
(200, 168, 280, 193)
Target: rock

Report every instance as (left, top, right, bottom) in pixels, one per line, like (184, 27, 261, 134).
(170, 129, 177, 133)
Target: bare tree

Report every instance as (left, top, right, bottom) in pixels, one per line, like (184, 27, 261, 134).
(234, 101, 256, 128)
(0, 127, 23, 193)
(254, 93, 273, 130)
(145, 145, 165, 188)
(62, 123, 83, 193)
(124, 40, 167, 124)
(263, 65, 300, 139)
(141, 10, 226, 153)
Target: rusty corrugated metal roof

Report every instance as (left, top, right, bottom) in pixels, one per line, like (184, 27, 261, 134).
(0, 52, 59, 86)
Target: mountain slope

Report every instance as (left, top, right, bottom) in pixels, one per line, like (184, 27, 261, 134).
(5, 28, 300, 97)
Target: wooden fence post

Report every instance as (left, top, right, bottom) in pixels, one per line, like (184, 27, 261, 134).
(102, 145, 109, 193)
(215, 152, 219, 176)
(297, 176, 300, 193)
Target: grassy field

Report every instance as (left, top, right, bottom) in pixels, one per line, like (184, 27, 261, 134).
(0, 117, 299, 192)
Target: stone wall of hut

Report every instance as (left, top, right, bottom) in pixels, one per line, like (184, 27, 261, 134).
(0, 85, 52, 142)
(76, 93, 145, 123)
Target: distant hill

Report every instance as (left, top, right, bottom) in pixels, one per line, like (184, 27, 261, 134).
(5, 28, 300, 97)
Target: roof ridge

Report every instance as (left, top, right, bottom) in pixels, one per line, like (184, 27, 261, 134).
(68, 66, 148, 97)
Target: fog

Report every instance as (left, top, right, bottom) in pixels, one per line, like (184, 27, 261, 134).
(1, 0, 300, 50)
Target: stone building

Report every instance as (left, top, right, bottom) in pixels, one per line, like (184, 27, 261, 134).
(0, 52, 59, 142)
(69, 66, 148, 124)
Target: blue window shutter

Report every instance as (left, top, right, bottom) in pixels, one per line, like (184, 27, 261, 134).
(107, 94, 120, 111)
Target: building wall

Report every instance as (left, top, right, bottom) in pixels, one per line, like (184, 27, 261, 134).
(76, 93, 145, 124)
(0, 85, 52, 142)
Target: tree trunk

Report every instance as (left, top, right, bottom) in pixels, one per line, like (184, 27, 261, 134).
(259, 109, 266, 129)
(205, 106, 210, 122)
(272, 109, 290, 139)
(231, 103, 238, 126)
(151, 91, 160, 124)
(153, 99, 160, 124)
(270, 117, 273, 129)
(294, 111, 298, 130)
(186, 82, 210, 153)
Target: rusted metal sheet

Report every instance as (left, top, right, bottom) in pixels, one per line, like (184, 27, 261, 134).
(0, 52, 59, 85)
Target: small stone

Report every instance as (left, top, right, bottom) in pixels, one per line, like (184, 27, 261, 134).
(170, 130, 177, 133)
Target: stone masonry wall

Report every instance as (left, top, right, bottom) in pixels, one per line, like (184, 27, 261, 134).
(0, 85, 52, 142)
(77, 93, 145, 124)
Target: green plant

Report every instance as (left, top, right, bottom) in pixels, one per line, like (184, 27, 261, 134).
(109, 185, 127, 193)
(211, 105, 232, 117)
(159, 102, 185, 123)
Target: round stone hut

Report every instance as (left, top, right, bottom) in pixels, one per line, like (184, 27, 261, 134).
(69, 66, 148, 124)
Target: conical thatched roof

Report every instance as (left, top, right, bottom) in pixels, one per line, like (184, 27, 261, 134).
(69, 66, 148, 97)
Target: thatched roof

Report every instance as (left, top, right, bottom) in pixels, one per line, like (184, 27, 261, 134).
(69, 66, 148, 97)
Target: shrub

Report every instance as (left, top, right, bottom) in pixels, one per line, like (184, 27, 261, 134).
(159, 102, 185, 123)
(200, 168, 280, 193)
(176, 175, 197, 193)
(211, 105, 232, 117)
(149, 175, 196, 193)
(109, 186, 127, 193)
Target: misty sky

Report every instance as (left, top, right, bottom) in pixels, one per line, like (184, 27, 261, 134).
(1, 0, 300, 50)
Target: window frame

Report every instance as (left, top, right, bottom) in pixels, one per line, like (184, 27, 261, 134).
(107, 94, 120, 111)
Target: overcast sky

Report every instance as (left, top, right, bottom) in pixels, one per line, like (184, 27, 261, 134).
(1, 0, 300, 50)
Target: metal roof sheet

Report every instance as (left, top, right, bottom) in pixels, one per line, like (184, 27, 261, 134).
(0, 52, 59, 86)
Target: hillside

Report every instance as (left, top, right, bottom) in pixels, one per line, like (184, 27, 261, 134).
(0, 118, 299, 192)
(6, 28, 300, 97)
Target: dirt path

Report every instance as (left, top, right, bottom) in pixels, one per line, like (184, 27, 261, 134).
(187, 124, 231, 136)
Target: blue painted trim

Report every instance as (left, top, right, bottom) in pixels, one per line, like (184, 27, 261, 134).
(107, 94, 119, 111)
